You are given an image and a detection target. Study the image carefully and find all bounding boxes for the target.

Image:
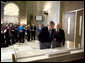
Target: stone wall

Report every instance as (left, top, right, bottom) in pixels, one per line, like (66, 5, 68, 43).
(4, 1, 60, 27)
(38, 1, 60, 27)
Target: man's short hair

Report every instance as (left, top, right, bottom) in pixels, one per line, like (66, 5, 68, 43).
(47, 21, 55, 26)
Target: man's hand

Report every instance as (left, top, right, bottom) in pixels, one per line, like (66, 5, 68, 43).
(53, 38, 56, 42)
(12, 30, 14, 31)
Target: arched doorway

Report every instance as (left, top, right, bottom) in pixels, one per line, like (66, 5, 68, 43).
(4, 3, 19, 25)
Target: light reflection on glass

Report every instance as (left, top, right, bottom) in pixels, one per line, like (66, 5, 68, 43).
(68, 17, 70, 34)
(79, 16, 82, 36)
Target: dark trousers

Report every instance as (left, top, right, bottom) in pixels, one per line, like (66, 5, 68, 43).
(27, 35, 30, 41)
(40, 42, 51, 49)
(5, 34, 11, 46)
(31, 32, 35, 40)
(51, 42, 62, 48)
(15, 33, 18, 42)
(19, 33, 24, 43)
(1, 39, 5, 47)
(11, 35, 15, 44)
(27, 32, 30, 41)
(1, 34, 5, 47)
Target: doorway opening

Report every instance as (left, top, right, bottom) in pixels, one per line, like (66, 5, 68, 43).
(4, 3, 19, 25)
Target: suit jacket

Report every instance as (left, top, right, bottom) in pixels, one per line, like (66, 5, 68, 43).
(27, 27, 30, 35)
(30, 26, 36, 33)
(38, 26, 55, 43)
(54, 28, 65, 45)
(37, 27, 43, 35)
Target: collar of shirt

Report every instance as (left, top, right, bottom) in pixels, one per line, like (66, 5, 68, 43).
(56, 29, 59, 32)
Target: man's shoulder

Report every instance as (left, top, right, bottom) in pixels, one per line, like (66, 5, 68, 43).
(42, 26, 48, 30)
(52, 28, 56, 31)
(59, 28, 64, 31)
(59, 28, 64, 33)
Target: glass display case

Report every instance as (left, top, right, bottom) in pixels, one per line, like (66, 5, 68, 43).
(13, 40, 83, 62)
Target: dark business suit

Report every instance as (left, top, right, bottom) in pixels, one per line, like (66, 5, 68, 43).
(38, 26, 55, 49)
(30, 26, 36, 40)
(52, 28, 65, 48)
(27, 27, 30, 41)
(14, 27, 18, 42)
(11, 27, 16, 44)
(37, 27, 43, 40)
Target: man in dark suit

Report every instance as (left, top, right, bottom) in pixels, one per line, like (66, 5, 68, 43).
(38, 21, 55, 49)
(27, 24, 31, 41)
(11, 26, 15, 44)
(30, 23, 36, 40)
(14, 25, 18, 42)
(52, 23, 65, 48)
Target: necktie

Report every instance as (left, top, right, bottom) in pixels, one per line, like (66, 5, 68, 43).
(56, 29, 59, 35)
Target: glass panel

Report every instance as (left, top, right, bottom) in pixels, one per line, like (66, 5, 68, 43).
(68, 17, 70, 34)
(13, 40, 72, 61)
(79, 16, 82, 36)
(81, 14, 84, 48)
(67, 41, 69, 48)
